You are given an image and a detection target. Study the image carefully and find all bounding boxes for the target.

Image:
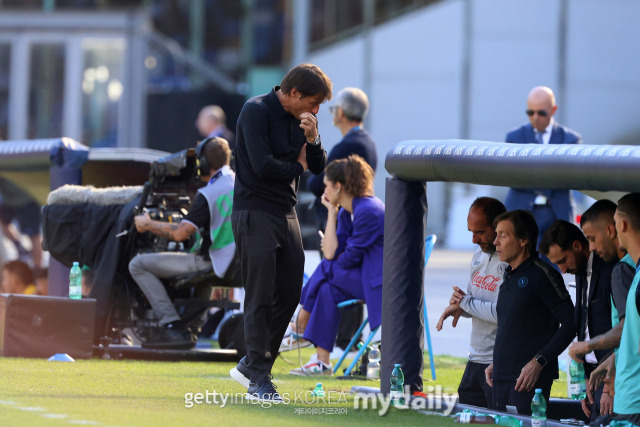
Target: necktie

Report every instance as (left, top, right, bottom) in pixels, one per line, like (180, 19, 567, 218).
(535, 131, 544, 144)
(581, 279, 588, 338)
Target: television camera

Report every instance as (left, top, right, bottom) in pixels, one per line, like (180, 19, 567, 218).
(43, 148, 245, 360)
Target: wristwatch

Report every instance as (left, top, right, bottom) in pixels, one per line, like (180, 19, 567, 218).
(309, 135, 321, 146)
(535, 354, 548, 367)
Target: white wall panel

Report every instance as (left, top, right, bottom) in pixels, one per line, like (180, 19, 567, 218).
(307, 0, 640, 246)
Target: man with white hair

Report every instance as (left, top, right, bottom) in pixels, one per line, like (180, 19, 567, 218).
(307, 87, 378, 353)
(308, 87, 377, 232)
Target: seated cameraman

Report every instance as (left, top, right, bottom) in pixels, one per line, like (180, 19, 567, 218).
(130, 137, 236, 349)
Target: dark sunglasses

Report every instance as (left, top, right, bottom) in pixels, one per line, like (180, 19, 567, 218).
(526, 109, 548, 117)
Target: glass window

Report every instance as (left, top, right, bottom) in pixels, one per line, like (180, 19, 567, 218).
(28, 43, 65, 139)
(374, 0, 440, 24)
(81, 38, 125, 147)
(0, 0, 145, 10)
(0, 0, 42, 9)
(337, 0, 364, 34)
(310, 0, 441, 49)
(252, 0, 285, 65)
(0, 44, 10, 141)
(310, 0, 328, 45)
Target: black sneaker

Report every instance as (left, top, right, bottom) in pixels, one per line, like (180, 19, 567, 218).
(230, 356, 251, 388)
(246, 379, 284, 403)
(142, 323, 195, 350)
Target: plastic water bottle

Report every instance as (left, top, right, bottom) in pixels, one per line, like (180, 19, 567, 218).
(497, 415, 523, 426)
(390, 363, 405, 405)
(367, 344, 381, 379)
(311, 383, 325, 397)
(69, 262, 82, 300)
(568, 359, 587, 400)
(454, 412, 496, 424)
(531, 388, 547, 427)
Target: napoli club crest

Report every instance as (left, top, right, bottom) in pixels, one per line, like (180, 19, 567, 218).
(518, 277, 528, 288)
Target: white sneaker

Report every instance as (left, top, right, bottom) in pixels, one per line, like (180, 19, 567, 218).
(279, 330, 312, 353)
(289, 359, 333, 376)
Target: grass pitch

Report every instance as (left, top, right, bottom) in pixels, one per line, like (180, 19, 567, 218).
(0, 349, 569, 427)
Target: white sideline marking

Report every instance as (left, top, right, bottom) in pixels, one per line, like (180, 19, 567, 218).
(41, 413, 69, 419)
(0, 398, 120, 426)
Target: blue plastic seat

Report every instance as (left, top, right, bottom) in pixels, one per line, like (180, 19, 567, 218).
(423, 234, 437, 380)
(332, 299, 379, 376)
(332, 234, 437, 379)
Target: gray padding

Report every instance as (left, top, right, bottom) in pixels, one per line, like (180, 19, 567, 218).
(381, 178, 427, 394)
(385, 140, 640, 191)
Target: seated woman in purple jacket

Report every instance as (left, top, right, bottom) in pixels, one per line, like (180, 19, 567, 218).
(283, 154, 385, 376)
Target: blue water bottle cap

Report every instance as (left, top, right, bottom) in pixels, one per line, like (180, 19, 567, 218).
(535, 388, 542, 393)
(73, 261, 79, 266)
(316, 383, 322, 387)
(394, 363, 401, 367)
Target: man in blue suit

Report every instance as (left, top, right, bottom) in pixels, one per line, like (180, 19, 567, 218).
(505, 86, 581, 246)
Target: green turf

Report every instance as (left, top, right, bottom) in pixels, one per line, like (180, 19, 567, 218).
(0, 349, 571, 426)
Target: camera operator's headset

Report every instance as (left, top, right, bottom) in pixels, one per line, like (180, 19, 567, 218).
(196, 137, 218, 176)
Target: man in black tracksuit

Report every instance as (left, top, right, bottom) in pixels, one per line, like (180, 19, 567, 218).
(229, 64, 332, 402)
(485, 210, 576, 415)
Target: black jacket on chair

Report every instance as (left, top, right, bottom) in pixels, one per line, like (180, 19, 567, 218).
(574, 253, 615, 363)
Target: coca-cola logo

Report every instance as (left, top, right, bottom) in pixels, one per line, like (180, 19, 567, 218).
(471, 272, 500, 292)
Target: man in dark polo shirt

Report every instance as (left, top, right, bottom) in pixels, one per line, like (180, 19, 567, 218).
(485, 209, 575, 415)
(229, 64, 332, 402)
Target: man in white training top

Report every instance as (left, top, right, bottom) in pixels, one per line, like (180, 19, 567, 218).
(437, 197, 508, 409)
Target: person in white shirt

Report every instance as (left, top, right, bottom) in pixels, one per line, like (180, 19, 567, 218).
(437, 197, 508, 409)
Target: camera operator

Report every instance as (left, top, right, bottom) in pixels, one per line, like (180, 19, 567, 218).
(130, 137, 236, 349)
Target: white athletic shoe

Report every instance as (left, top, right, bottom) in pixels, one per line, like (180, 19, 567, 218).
(289, 359, 333, 376)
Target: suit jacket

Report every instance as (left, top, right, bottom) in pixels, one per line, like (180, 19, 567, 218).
(331, 196, 384, 329)
(308, 128, 378, 199)
(208, 125, 236, 152)
(575, 253, 615, 362)
(505, 122, 581, 222)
